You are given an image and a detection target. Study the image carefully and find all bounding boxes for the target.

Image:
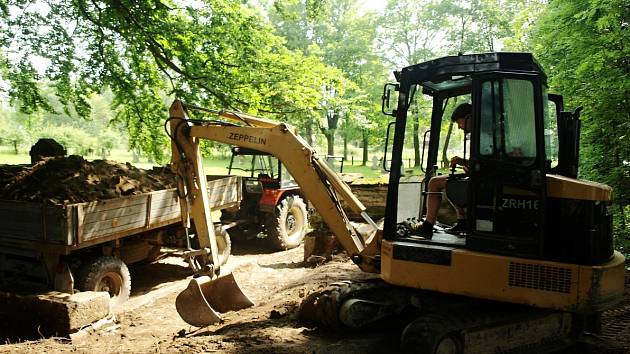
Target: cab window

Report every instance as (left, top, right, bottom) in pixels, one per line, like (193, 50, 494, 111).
(479, 78, 536, 165)
(543, 90, 559, 169)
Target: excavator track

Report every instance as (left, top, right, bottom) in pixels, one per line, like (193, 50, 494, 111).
(591, 281, 630, 354)
(400, 304, 576, 354)
(298, 278, 412, 331)
(568, 301, 630, 354)
(601, 302, 630, 342)
(301, 281, 585, 353)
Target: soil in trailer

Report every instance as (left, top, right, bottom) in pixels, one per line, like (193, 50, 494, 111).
(0, 155, 175, 204)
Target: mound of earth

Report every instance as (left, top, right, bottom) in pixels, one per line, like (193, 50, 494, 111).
(0, 155, 176, 204)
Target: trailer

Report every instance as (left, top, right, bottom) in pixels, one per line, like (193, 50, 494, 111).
(0, 175, 241, 308)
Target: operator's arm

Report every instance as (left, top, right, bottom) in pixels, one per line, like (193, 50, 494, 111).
(450, 156, 469, 173)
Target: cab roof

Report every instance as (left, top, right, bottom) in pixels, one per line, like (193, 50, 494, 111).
(398, 52, 547, 97)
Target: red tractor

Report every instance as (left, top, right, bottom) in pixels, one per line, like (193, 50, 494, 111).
(220, 147, 309, 250)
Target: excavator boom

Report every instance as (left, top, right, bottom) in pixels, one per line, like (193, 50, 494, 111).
(168, 100, 380, 326)
(170, 100, 379, 272)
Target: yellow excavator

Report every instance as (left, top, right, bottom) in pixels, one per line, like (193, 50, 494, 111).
(167, 53, 625, 353)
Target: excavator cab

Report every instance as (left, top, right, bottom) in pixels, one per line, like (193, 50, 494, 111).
(380, 52, 623, 312)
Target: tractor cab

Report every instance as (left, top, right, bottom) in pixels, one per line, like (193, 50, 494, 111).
(228, 146, 298, 191)
(222, 147, 308, 250)
(382, 52, 613, 266)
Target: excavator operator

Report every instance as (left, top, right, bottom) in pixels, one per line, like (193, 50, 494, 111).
(415, 103, 472, 239)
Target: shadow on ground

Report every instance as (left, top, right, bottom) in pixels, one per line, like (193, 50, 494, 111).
(129, 261, 190, 296)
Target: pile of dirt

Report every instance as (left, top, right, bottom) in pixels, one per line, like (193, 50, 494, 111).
(0, 155, 176, 204)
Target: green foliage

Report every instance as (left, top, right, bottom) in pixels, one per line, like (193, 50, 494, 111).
(0, 87, 126, 159)
(270, 0, 387, 156)
(0, 0, 340, 162)
(443, 0, 518, 53)
(379, 0, 447, 66)
(39, 125, 96, 156)
(530, 0, 630, 255)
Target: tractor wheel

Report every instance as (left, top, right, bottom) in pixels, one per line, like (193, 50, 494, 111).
(76, 256, 131, 310)
(265, 195, 308, 250)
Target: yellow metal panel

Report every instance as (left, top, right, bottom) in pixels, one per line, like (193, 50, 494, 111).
(546, 174, 612, 201)
(576, 252, 626, 311)
(380, 240, 625, 312)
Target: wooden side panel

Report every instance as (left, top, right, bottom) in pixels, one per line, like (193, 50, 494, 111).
(0, 201, 69, 245)
(206, 175, 241, 210)
(0, 178, 241, 250)
(148, 189, 181, 225)
(78, 194, 149, 242)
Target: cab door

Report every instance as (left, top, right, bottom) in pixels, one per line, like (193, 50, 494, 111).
(467, 74, 548, 259)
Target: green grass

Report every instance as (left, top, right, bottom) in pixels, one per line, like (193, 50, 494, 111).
(341, 163, 388, 183)
(0, 153, 30, 165)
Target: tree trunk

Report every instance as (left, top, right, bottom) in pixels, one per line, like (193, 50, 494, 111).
(442, 97, 460, 168)
(305, 119, 313, 146)
(413, 113, 420, 167)
(362, 130, 368, 166)
(325, 132, 334, 156)
(343, 134, 348, 160)
(13, 140, 18, 154)
(322, 110, 339, 157)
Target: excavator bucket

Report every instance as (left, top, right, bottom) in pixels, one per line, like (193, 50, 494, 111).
(175, 273, 255, 327)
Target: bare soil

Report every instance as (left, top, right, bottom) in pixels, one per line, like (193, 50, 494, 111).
(0, 156, 175, 204)
(0, 241, 628, 354)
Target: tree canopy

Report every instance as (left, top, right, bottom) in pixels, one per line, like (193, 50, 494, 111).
(0, 0, 342, 161)
(526, 0, 630, 251)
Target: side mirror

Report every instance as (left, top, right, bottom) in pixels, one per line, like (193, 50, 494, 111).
(382, 83, 399, 116)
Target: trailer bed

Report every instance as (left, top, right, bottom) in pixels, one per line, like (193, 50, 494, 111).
(0, 175, 241, 255)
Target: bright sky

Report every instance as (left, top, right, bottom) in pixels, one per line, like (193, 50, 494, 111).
(359, 0, 386, 14)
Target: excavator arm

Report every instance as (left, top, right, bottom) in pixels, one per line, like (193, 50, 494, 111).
(168, 100, 381, 276)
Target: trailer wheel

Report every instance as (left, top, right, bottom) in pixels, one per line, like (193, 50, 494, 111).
(76, 256, 131, 310)
(188, 225, 231, 266)
(214, 225, 231, 266)
(265, 195, 308, 250)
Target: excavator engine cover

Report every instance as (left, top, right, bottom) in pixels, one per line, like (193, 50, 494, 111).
(175, 273, 254, 327)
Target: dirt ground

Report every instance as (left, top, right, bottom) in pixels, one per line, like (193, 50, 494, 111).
(0, 240, 628, 354)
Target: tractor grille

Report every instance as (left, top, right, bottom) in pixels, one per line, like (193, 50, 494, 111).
(508, 262, 572, 294)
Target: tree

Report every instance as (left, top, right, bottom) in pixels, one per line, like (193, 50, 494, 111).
(444, 0, 518, 54)
(0, 104, 36, 155)
(378, 0, 449, 167)
(271, 0, 384, 157)
(529, 0, 630, 255)
(0, 0, 338, 162)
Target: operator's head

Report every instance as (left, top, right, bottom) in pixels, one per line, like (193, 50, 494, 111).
(451, 103, 472, 132)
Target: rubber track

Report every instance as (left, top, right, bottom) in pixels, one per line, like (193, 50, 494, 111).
(599, 295, 630, 353)
(298, 279, 391, 331)
(401, 303, 573, 354)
